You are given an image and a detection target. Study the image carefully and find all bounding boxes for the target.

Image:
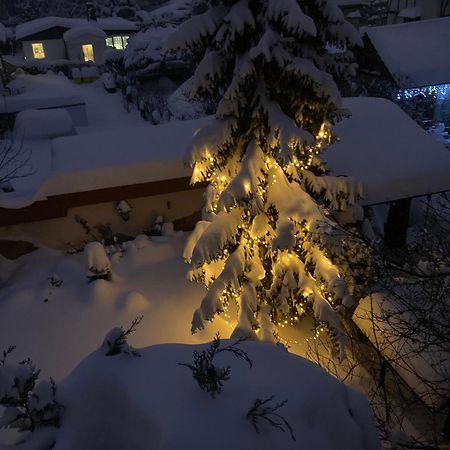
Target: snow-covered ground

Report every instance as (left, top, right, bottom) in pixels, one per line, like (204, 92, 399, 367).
(73, 80, 146, 134)
(0, 232, 318, 381)
(0, 235, 230, 383)
(0, 233, 345, 447)
(19, 340, 379, 450)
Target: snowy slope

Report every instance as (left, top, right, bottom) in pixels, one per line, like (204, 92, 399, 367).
(21, 341, 379, 450)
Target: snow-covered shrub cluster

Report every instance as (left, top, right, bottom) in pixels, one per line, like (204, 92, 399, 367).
(124, 0, 208, 71)
(141, 0, 206, 27)
(168, 0, 365, 357)
(84, 241, 112, 282)
(124, 25, 178, 70)
(0, 346, 63, 435)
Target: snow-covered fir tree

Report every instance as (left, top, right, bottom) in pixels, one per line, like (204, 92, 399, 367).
(168, 0, 363, 356)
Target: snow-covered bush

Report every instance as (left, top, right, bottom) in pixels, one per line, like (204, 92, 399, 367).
(168, 0, 364, 357)
(124, 25, 178, 71)
(247, 396, 295, 441)
(167, 77, 212, 120)
(101, 316, 143, 357)
(179, 334, 252, 398)
(147, 215, 164, 236)
(0, 346, 63, 434)
(116, 200, 132, 221)
(84, 241, 112, 282)
(0, 138, 31, 189)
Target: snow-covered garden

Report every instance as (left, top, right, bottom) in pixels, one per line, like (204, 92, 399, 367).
(2, 0, 450, 448)
(0, 232, 380, 449)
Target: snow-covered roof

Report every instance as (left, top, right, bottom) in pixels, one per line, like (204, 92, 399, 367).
(63, 24, 107, 42)
(0, 117, 210, 209)
(398, 6, 421, 18)
(16, 17, 137, 40)
(364, 17, 450, 88)
(46, 118, 210, 198)
(325, 97, 450, 205)
(2, 97, 450, 210)
(0, 73, 84, 114)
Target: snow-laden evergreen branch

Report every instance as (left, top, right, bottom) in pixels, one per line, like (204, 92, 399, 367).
(168, 0, 364, 357)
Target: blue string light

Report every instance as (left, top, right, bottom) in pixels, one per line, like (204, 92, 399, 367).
(397, 83, 450, 101)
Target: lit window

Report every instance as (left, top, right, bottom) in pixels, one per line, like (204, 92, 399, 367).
(113, 36, 123, 50)
(106, 36, 130, 50)
(32, 43, 45, 59)
(82, 44, 95, 62)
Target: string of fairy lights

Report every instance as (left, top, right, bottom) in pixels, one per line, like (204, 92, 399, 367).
(190, 119, 342, 348)
(396, 83, 450, 101)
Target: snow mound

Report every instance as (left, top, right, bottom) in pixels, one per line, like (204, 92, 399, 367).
(84, 241, 111, 278)
(41, 340, 379, 450)
(14, 109, 75, 141)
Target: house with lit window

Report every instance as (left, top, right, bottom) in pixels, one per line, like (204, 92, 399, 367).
(15, 16, 138, 64)
(360, 16, 450, 122)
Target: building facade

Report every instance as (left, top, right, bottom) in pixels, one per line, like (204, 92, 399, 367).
(16, 17, 137, 64)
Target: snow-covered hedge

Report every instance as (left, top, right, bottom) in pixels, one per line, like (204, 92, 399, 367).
(124, 25, 177, 70)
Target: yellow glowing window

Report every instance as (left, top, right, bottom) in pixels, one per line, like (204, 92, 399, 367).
(32, 43, 45, 59)
(82, 44, 95, 62)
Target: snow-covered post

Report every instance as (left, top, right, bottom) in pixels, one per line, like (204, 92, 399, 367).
(85, 241, 112, 282)
(167, 0, 363, 357)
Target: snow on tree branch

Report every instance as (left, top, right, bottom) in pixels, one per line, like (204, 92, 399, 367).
(176, 0, 365, 358)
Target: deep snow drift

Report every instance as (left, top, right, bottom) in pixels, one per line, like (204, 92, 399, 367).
(12, 340, 380, 450)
